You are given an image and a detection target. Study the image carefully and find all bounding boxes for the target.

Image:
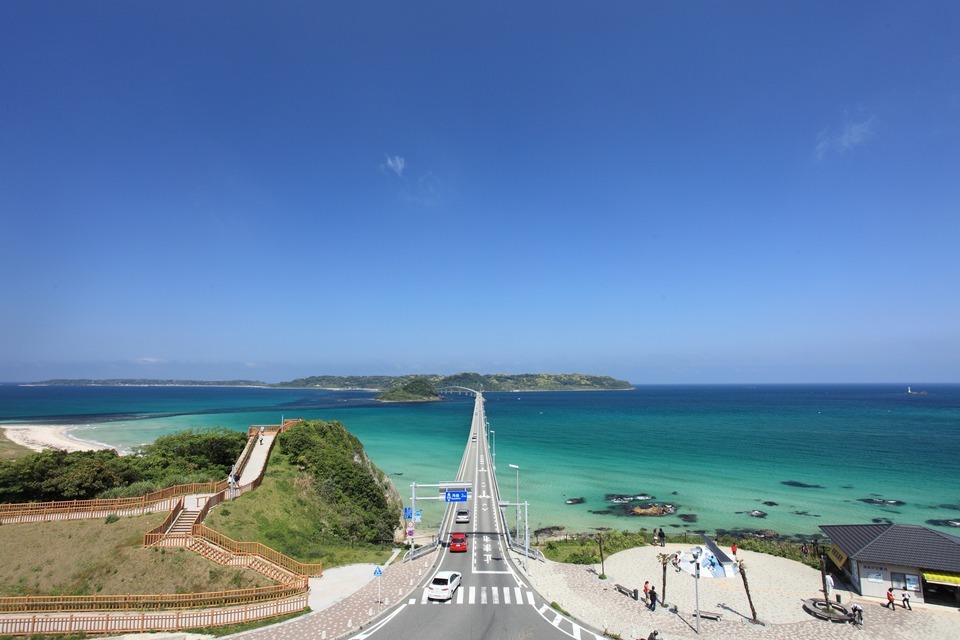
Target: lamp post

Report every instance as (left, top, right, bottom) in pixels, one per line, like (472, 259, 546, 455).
(692, 548, 702, 634)
(509, 463, 520, 540)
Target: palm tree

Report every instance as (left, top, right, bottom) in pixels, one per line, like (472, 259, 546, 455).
(656, 552, 671, 604)
(735, 559, 758, 622)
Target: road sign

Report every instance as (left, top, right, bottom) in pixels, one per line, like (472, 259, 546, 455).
(414, 509, 422, 523)
(373, 566, 383, 577)
(445, 490, 468, 502)
(403, 507, 413, 519)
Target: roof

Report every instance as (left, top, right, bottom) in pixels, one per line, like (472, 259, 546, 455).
(819, 524, 960, 573)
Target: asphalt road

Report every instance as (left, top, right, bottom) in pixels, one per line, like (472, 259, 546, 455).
(348, 392, 605, 640)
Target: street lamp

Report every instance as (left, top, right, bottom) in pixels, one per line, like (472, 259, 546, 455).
(509, 463, 520, 540)
(692, 548, 702, 634)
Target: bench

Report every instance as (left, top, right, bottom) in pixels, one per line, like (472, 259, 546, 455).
(614, 583, 638, 600)
(691, 610, 722, 621)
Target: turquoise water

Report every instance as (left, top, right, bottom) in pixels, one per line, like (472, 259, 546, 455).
(2, 383, 959, 539)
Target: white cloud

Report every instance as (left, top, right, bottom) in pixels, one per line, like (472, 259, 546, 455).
(136, 357, 165, 365)
(816, 115, 877, 159)
(382, 154, 406, 177)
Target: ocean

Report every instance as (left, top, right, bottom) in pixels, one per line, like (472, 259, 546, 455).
(2, 383, 958, 540)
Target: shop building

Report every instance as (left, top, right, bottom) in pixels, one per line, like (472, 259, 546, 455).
(820, 524, 960, 607)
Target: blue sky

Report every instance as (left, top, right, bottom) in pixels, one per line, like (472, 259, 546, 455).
(2, 2, 958, 384)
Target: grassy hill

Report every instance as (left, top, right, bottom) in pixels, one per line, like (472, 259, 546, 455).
(205, 420, 401, 567)
(0, 513, 272, 597)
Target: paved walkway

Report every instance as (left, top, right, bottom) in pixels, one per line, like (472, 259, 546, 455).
(522, 544, 960, 640)
(237, 432, 275, 486)
(224, 549, 437, 640)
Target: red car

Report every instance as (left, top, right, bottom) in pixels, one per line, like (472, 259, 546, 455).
(449, 532, 468, 552)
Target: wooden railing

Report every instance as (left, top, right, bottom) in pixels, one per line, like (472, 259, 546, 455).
(142, 497, 185, 545)
(0, 480, 229, 524)
(192, 525, 322, 577)
(0, 580, 307, 614)
(0, 595, 308, 635)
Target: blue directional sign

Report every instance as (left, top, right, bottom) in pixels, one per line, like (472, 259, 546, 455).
(373, 566, 383, 577)
(445, 490, 468, 502)
(403, 507, 413, 519)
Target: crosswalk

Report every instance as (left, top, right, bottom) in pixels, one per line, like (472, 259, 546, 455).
(414, 585, 536, 606)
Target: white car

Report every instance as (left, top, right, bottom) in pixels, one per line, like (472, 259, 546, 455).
(426, 570, 462, 601)
(455, 509, 470, 523)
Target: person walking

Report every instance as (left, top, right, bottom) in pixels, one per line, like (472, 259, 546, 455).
(658, 529, 665, 547)
(885, 588, 897, 610)
(646, 631, 661, 640)
(902, 589, 912, 610)
(801, 542, 809, 560)
(648, 586, 658, 611)
(731, 542, 738, 557)
(643, 580, 650, 603)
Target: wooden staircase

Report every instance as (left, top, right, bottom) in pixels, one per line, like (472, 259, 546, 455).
(166, 509, 202, 536)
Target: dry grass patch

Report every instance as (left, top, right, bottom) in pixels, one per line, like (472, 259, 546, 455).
(0, 514, 273, 596)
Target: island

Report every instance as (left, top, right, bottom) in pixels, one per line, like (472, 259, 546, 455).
(28, 372, 634, 393)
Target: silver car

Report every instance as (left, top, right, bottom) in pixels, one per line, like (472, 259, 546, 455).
(455, 509, 470, 523)
(426, 570, 462, 601)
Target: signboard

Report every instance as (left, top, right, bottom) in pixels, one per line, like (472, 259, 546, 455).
(827, 544, 848, 569)
(373, 566, 383, 577)
(445, 490, 468, 502)
(403, 507, 413, 519)
(415, 509, 422, 523)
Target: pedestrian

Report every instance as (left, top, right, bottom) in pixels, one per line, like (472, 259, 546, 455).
(646, 630, 661, 640)
(643, 580, 650, 603)
(850, 602, 863, 626)
(885, 588, 896, 610)
(648, 586, 658, 611)
(259, 436, 263, 445)
(801, 542, 809, 560)
(731, 542, 738, 557)
(658, 529, 665, 547)
(671, 553, 681, 572)
(902, 589, 912, 610)
(826, 573, 835, 599)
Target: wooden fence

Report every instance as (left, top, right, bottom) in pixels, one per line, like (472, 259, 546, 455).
(193, 525, 323, 577)
(0, 480, 229, 524)
(0, 593, 308, 635)
(0, 580, 307, 614)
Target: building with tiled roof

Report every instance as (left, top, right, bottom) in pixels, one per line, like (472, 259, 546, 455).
(820, 524, 960, 606)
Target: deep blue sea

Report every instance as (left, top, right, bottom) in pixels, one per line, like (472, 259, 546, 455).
(2, 383, 959, 540)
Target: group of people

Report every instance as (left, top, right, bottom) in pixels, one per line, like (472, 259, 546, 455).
(885, 587, 912, 611)
(641, 580, 659, 610)
(652, 528, 665, 547)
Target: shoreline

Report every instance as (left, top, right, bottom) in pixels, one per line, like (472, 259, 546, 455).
(1, 424, 114, 453)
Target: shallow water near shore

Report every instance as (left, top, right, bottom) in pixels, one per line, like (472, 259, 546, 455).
(2, 383, 959, 539)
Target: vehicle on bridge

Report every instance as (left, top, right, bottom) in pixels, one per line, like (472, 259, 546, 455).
(426, 570, 462, 601)
(455, 509, 470, 523)
(449, 532, 467, 552)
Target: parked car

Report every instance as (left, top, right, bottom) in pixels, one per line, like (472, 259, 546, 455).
(426, 570, 462, 601)
(455, 509, 470, 523)
(449, 532, 468, 552)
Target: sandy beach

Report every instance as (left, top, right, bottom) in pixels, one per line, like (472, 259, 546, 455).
(1, 425, 112, 453)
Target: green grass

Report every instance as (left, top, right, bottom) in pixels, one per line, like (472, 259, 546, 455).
(205, 450, 396, 568)
(0, 430, 34, 461)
